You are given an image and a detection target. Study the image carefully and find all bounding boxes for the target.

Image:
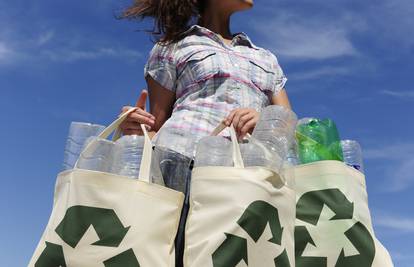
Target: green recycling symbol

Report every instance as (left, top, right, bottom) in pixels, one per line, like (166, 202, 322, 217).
(212, 201, 291, 267)
(35, 205, 140, 267)
(295, 189, 376, 267)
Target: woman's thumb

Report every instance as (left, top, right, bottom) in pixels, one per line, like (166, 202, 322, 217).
(136, 90, 148, 111)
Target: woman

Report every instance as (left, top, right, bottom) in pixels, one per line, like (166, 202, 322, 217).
(119, 0, 292, 265)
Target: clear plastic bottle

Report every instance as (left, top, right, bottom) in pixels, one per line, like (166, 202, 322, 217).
(76, 137, 115, 173)
(252, 105, 298, 161)
(151, 146, 191, 192)
(111, 135, 145, 179)
(62, 122, 105, 171)
(194, 136, 233, 167)
(286, 140, 300, 166)
(240, 136, 284, 172)
(341, 140, 365, 173)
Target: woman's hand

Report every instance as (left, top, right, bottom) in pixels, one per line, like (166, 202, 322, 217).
(119, 90, 156, 136)
(223, 108, 260, 141)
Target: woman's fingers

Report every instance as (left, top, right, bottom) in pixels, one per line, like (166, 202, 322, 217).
(121, 105, 155, 120)
(224, 109, 237, 126)
(120, 121, 152, 136)
(123, 129, 142, 136)
(236, 113, 254, 135)
(121, 121, 150, 131)
(128, 112, 155, 127)
(232, 109, 250, 133)
(121, 105, 134, 114)
(134, 108, 156, 121)
(240, 120, 256, 138)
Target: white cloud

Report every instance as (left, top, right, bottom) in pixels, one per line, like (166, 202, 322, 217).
(252, 14, 357, 60)
(0, 41, 15, 63)
(365, 143, 414, 192)
(381, 90, 414, 99)
(0, 27, 142, 67)
(388, 158, 414, 192)
(375, 214, 414, 233)
(43, 47, 142, 63)
(274, 26, 355, 60)
(289, 66, 351, 81)
(36, 30, 55, 46)
(248, 0, 413, 62)
(247, 4, 363, 61)
(365, 143, 414, 160)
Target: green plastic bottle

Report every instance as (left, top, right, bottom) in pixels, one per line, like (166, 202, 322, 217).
(296, 118, 344, 164)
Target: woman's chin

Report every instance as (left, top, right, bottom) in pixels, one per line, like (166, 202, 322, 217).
(241, 0, 254, 9)
(243, 0, 254, 6)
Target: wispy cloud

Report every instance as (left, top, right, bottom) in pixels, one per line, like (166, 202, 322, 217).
(375, 213, 414, 233)
(365, 143, 414, 192)
(0, 27, 142, 68)
(289, 66, 351, 81)
(248, 0, 413, 62)
(381, 90, 414, 99)
(365, 143, 414, 160)
(42, 47, 142, 63)
(36, 30, 55, 46)
(250, 13, 357, 60)
(0, 41, 16, 63)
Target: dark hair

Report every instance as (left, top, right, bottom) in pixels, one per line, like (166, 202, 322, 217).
(121, 0, 206, 43)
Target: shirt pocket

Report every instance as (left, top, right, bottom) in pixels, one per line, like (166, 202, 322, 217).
(248, 59, 277, 94)
(178, 50, 218, 81)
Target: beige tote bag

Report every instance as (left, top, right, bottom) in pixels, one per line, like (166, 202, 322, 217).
(285, 160, 394, 267)
(184, 123, 296, 267)
(29, 108, 184, 267)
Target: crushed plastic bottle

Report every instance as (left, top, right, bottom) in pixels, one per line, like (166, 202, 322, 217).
(296, 118, 344, 164)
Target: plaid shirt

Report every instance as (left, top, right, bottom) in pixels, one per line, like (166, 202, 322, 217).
(144, 24, 287, 158)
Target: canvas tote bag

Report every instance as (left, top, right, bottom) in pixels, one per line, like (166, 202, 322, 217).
(284, 160, 394, 267)
(29, 107, 184, 267)
(184, 123, 296, 267)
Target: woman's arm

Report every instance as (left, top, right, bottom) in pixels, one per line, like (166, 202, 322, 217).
(271, 88, 292, 109)
(119, 76, 175, 139)
(146, 76, 176, 137)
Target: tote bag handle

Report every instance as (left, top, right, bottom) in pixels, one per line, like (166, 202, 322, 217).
(210, 122, 245, 168)
(74, 107, 153, 183)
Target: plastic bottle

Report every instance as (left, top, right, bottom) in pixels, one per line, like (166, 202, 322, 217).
(296, 118, 344, 164)
(76, 137, 115, 173)
(341, 140, 365, 173)
(240, 136, 284, 172)
(286, 140, 300, 166)
(252, 105, 298, 161)
(151, 145, 192, 192)
(111, 135, 145, 178)
(194, 136, 233, 167)
(62, 122, 105, 171)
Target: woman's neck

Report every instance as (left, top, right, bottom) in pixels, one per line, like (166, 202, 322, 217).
(199, 7, 232, 40)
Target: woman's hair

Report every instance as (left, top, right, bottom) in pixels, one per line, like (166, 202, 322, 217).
(121, 0, 206, 43)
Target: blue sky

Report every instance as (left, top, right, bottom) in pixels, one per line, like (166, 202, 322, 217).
(0, 0, 413, 266)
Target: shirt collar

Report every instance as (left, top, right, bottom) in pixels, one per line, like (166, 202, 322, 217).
(183, 24, 260, 50)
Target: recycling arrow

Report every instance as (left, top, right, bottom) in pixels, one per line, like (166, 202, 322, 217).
(212, 201, 291, 267)
(212, 233, 248, 267)
(335, 222, 375, 267)
(103, 248, 140, 267)
(237, 201, 284, 245)
(35, 242, 67, 267)
(296, 189, 354, 225)
(55, 205, 130, 248)
(294, 226, 326, 267)
(295, 188, 376, 267)
(274, 249, 291, 267)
